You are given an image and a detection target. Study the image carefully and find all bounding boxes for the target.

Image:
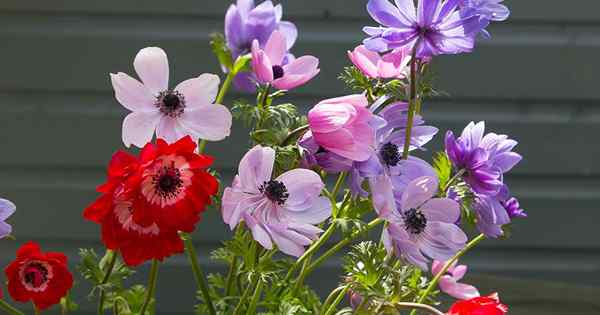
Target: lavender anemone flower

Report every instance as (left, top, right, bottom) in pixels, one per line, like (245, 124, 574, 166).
(225, 0, 298, 91)
(432, 260, 480, 300)
(472, 193, 510, 238)
(445, 121, 522, 196)
(351, 102, 438, 196)
(459, 0, 509, 38)
(363, 0, 482, 58)
(0, 198, 16, 238)
(222, 145, 331, 257)
(371, 175, 467, 270)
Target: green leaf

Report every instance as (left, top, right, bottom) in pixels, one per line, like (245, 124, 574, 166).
(210, 32, 234, 71)
(433, 151, 452, 192)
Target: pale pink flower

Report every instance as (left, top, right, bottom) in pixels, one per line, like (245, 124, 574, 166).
(222, 145, 331, 257)
(110, 47, 232, 148)
(251, 31, 320, 90)
(432, 260, 480, 300)
(347, 45, 410, 79)
(307, 94, 376, 161)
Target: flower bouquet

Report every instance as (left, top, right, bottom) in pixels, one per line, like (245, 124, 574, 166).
(0, 0, 523, 314)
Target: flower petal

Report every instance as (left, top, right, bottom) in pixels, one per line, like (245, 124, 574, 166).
(238, 145, 275, 192)
(110, 73, 156, 111)
(174, 73, 220, 107)
(278, 21, 298, 50)
(133, 47, 169, 94)
(0, 198, 16, 221)
(277, 169, 324, 210)
(264, 30, 287, 65)
(179, 104, 232, 141)
(282, 196, 331, 225)
(251, 40, 274, 83)
(400, 176, 438, 211)
(439, 275, 480, 300)
(421, 198, 460, 223)
(122, 111, 161, 148)
(367, 0, 412, 27)
(155, 116, 186, 144)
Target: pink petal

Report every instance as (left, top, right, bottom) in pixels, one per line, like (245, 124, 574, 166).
(348, 47, 379, 78)
(110, 73, 156, 111)
(431, 260, 444, 276)
(156, 116, 186, 144)
(452, 264, 468, 280)
(273, 56, 320, 90)
(268, 227, 306, 257)
(369, 175, 398, 218)
(400, 176, 438, 211)
(244, 213, 273, 250)
(281, 196, 331, 225)
(222, 186, 249, 229)
(238, 145, 275, 192)
(174, 73, 220, 107)
(308, 102, 355, 133)
(420, 198, 460, 223)
(276, 169, 324, 209)
(121, 111, 161, 148)
(251, 40, 274, 83)
(179, 103, 232, 141)
(278, 21, 298, 50)
(264, 30, 287, 65)
(321, 94, 369, 108)
(133, 47, 169, 94)
(439, 276, 480, 300)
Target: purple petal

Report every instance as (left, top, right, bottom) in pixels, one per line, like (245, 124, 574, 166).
(238, 145, 275, 192)
(400, 176, 438, 211)
(0, 198, 16, 221)
(367, 0, 411, 28)
(277, 168, 324, 211)
(420, 198, 460, 223)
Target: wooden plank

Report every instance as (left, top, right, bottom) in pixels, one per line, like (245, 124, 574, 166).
(0, 0, 599, 23)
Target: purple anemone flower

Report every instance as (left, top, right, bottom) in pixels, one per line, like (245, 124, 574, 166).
(351, 102, 438, 196)
(225, 0, 298, 91)
(298, 131, 354, 173)
(363, 0, 482, 58)
(502, 197, 526, 219)
(371, 175, 467, 270)
(460, 0, 510, 38)
(445, 121, 522, 196)
(0, 198, 16, 238)
(472, 193, 510, 238)
(222, 145, 331, 257)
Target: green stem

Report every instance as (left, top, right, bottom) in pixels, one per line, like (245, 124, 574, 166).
(402, 49, 419, 160)
(246, 279, 264, 315)
(443, 169, 466, 193)
(331, 172, 347, 202)
(181, 232, 216, 315)
(225, 255, 238, 296)
(409, 234, 486, 315)
(98, 250, 118, 315)
(281, 125, 309, 146)
(139, 259, 160, 315)
(285, 222, 337, 283)
(233, 277, 255, 315)
(0, 300, 24, 315)
(197, 67, 236, 154)
(321, 286, 346, 313)
(256, 84, 271, 131)
(396, 302, 444, 315)
(33, 305, 40, 315)
(306, 218, 384, 275)
(323, 285, 350, 315)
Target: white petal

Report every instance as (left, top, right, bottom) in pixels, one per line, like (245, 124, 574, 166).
(174, 73, 220, 107)
(122, 111, 161, 148)
(134, 47, 169, 94)
(110, 73, 156, 111)
(156, 116, 187, 144)
(179, 103, 232, 141)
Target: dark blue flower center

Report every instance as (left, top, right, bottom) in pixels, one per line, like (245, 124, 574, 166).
(23, 262, 49, 288)
(403, 208, 427, 234)
(153, 165, 183, 200)
(272, 65, 285, 80)
(157, 90, 185, 118)
(380, 142, 401, 166)
(260, 180, 289, 205)
(416, 25, 435, 37)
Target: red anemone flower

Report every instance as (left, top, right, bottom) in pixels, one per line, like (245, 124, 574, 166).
(5, 242, 73, 310)
(84, 136, 218, 266)
(447, 293, 508, 315)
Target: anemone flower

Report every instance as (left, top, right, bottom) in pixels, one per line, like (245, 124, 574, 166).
(222, 145, 332, 257)
(0, 198, 15, 239)
(347, 45, 411, 79)
(363, 0, 482, 57)
(432, 260, 480, 300)
(371, 175, 467, 270)
(110, 47, 232, 148)
(251, 31, 320, 90)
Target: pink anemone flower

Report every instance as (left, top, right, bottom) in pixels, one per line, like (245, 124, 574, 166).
(251, 31, 320, 90)
(347, 45, 411, 79)
(110, 47, 232, 148)
(222, 145, 332, 257)
(432, 260, 480, 300)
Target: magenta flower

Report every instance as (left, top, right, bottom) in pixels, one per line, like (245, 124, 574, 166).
(371, 175, 467, 270)
(307, 94, 376, 162)
(251, 31, 320, 90)
(110, 47, 233, 148)
(432, 260, 480, 300)
(347, 45, 411, 79)
(222, 145, 332, 257)
(0, 198, 16, 238)
(363, 0, 482, 58)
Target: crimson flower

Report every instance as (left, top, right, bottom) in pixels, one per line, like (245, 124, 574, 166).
(447, 293, 508, 315)
(84, 136, 218, 266)
(5, 242, 73, 310)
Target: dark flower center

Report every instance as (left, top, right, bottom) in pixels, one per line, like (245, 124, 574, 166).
(380, 142, 401, 166)
(156, 90, 185, 118)
(23, 262, 49, 289)
(260, 180, 289, 205)
(153, 165, 183, 200)
(272, 65, 285, 80)
(416, 25, 435, 37)
(403, 208, 427, 234)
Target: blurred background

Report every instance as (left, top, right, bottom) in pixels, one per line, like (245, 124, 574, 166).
(0, 0, 599, 314)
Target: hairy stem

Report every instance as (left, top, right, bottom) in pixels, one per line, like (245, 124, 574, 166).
(323, 285, 350, 315)
(180, 232, 216, 315)
(0, 300, 24, 315)
(233, 276, 255, 315)
(321, 286, 347, 314)
(286, 222, 337, 285)
(409, 234, 486, 315)
(246, 279, 264, 315)
(306, 218, 384, 275)
(396, 302, 445, 315)
(139, 259, 160, 315)
(97, 250, 118, 315)
(402, 49, 419, 160)
(281, 125, 309, 146)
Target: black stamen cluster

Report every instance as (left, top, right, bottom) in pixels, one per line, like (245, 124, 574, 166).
(260, 180, 289, 205)
(403, 208, 428, 234)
